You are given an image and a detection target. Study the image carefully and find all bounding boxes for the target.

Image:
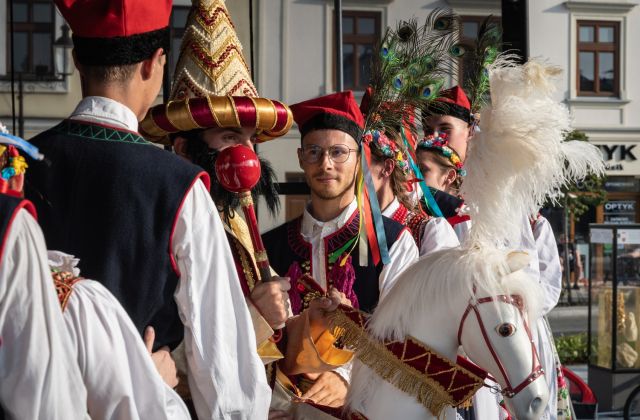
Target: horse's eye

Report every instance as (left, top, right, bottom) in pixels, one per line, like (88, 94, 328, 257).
(496, 323, 516, 337)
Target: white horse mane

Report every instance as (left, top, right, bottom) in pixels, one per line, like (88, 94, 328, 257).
(368, 245, 543, 341)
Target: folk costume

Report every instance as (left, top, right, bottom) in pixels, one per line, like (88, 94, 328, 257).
(0, 130, 88, 419)
(140, 0, 293, 368)
(25, 1, 270, 418)
(140, 2, 355, 417)
(49, 251, 191, 420)
(262, 91, 418, 413)
(418, 86, 473, 242)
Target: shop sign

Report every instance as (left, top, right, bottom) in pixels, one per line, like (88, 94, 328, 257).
(596, 142, 640, 176)
(604, 200, 636, 224)
(604, 177, 640, 192)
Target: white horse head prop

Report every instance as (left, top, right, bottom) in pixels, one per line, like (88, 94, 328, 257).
(347, 247, 548, 420)
(458, 251, 548, 419)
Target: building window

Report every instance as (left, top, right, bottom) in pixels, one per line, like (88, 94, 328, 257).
(7, 0, 56, 78)
(577, 21, 619, 97)
(169, 6, 190, 76)
(458, 16, 501, 88)
(337, 11, 381, 90)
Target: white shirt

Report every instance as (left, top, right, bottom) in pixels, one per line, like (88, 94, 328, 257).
(381, 198, 459, 257)
(0, 209, 88, 420)
(532, 217, 562, 316)
(48, 251, 190, 420)
(301, 199, 419, 382)
(69, 96, 271, 420)
(301, 199, 419, 302)
(531, 216, 562, 420)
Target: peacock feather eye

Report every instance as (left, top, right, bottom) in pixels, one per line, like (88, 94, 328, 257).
(407, 62, 422, 78)
(421, 83, 439, 99)
(381, 43, 391, 60)
(393, 74, 404, 91)
(449, 44, 466, 57)
(398, 24, 414, 42)
(434, 16, 453, 31)
(421, 56, 435, 72)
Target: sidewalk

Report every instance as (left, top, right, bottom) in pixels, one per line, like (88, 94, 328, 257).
(548, 285, 589, 336)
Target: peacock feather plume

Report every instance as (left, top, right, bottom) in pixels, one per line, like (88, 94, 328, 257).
(362, 9, 461, 139)
(457, 16, 503, 115)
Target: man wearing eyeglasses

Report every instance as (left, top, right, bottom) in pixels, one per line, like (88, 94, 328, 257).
(262, 91, 419, 409)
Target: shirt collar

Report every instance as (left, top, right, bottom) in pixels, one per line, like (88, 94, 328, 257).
(301, 198, 358, 238)
(381, 197, 400, 218)
(70, 96, 139, 132)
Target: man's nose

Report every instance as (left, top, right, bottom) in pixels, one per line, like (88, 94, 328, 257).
(238, 138, 254, 151)
(319, 150, 334, 169)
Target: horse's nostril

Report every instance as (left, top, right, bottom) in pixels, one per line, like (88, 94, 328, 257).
(530, 397, 543, 412)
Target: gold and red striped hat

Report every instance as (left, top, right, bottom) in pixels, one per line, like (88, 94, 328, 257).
(140, 0, 292, 144)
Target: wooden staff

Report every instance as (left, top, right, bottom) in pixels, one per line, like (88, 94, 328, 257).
(214, 144, 273, 283)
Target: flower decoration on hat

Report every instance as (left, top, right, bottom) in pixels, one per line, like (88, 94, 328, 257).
(0, 122, 44, 194)
(418, 132, 466, 176)
(362, 130, 411, 177)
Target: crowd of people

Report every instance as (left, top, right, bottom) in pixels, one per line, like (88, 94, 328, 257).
(0, 0, 574, 419)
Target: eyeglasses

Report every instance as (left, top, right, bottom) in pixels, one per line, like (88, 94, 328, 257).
(300, 144, 359, 164)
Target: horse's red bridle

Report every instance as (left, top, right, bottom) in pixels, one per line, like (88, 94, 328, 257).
(457, 294, 545, 399)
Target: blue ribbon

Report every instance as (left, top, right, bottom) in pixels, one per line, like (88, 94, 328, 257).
(360, 150, 390, 265)
(0, 132, 44, 161)
(400, 129, 443, 218)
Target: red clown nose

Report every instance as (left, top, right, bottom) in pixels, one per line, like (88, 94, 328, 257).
(214, 145, 262, 193)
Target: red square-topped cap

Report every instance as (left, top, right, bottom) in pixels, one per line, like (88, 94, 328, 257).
(291, 91, 365, 143)
(55, 0, 171, 66)
(425, 86, 472, 124)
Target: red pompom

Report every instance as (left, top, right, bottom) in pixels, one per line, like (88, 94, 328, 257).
(214, 145, 261, 193)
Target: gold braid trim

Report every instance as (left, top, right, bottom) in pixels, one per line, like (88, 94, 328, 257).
(327, 309, 482, 417)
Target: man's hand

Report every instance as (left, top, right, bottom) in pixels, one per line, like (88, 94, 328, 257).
(308, 288, 342, 327)
(250, 277, 291, 329)
(144, 326, 179, 388)
(301, 371, 348, 407)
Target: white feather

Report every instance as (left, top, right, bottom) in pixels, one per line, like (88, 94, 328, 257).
(460, 59, 604, 246)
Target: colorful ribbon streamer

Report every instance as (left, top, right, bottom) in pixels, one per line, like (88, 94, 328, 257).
(400, 126, 443, 218)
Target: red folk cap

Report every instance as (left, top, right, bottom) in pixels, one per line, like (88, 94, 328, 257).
(291, 91, 365, 143)
(54, 0, 171, 66)
(425, 86, 473, 124)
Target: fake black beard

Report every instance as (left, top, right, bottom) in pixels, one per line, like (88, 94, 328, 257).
(188, 143, 280, 221)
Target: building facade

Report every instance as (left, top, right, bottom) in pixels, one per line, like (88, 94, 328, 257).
(1, 0, 639, 234)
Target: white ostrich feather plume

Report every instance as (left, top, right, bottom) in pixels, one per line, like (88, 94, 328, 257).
(460, 58, 604, 246)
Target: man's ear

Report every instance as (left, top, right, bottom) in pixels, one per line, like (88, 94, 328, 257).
(173, 137, 191, 161)
(141, 48, 165, 81)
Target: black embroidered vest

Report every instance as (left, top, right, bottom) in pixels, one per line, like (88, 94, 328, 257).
(26, 119, 207, 349)
(263, 210, 405, 314)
